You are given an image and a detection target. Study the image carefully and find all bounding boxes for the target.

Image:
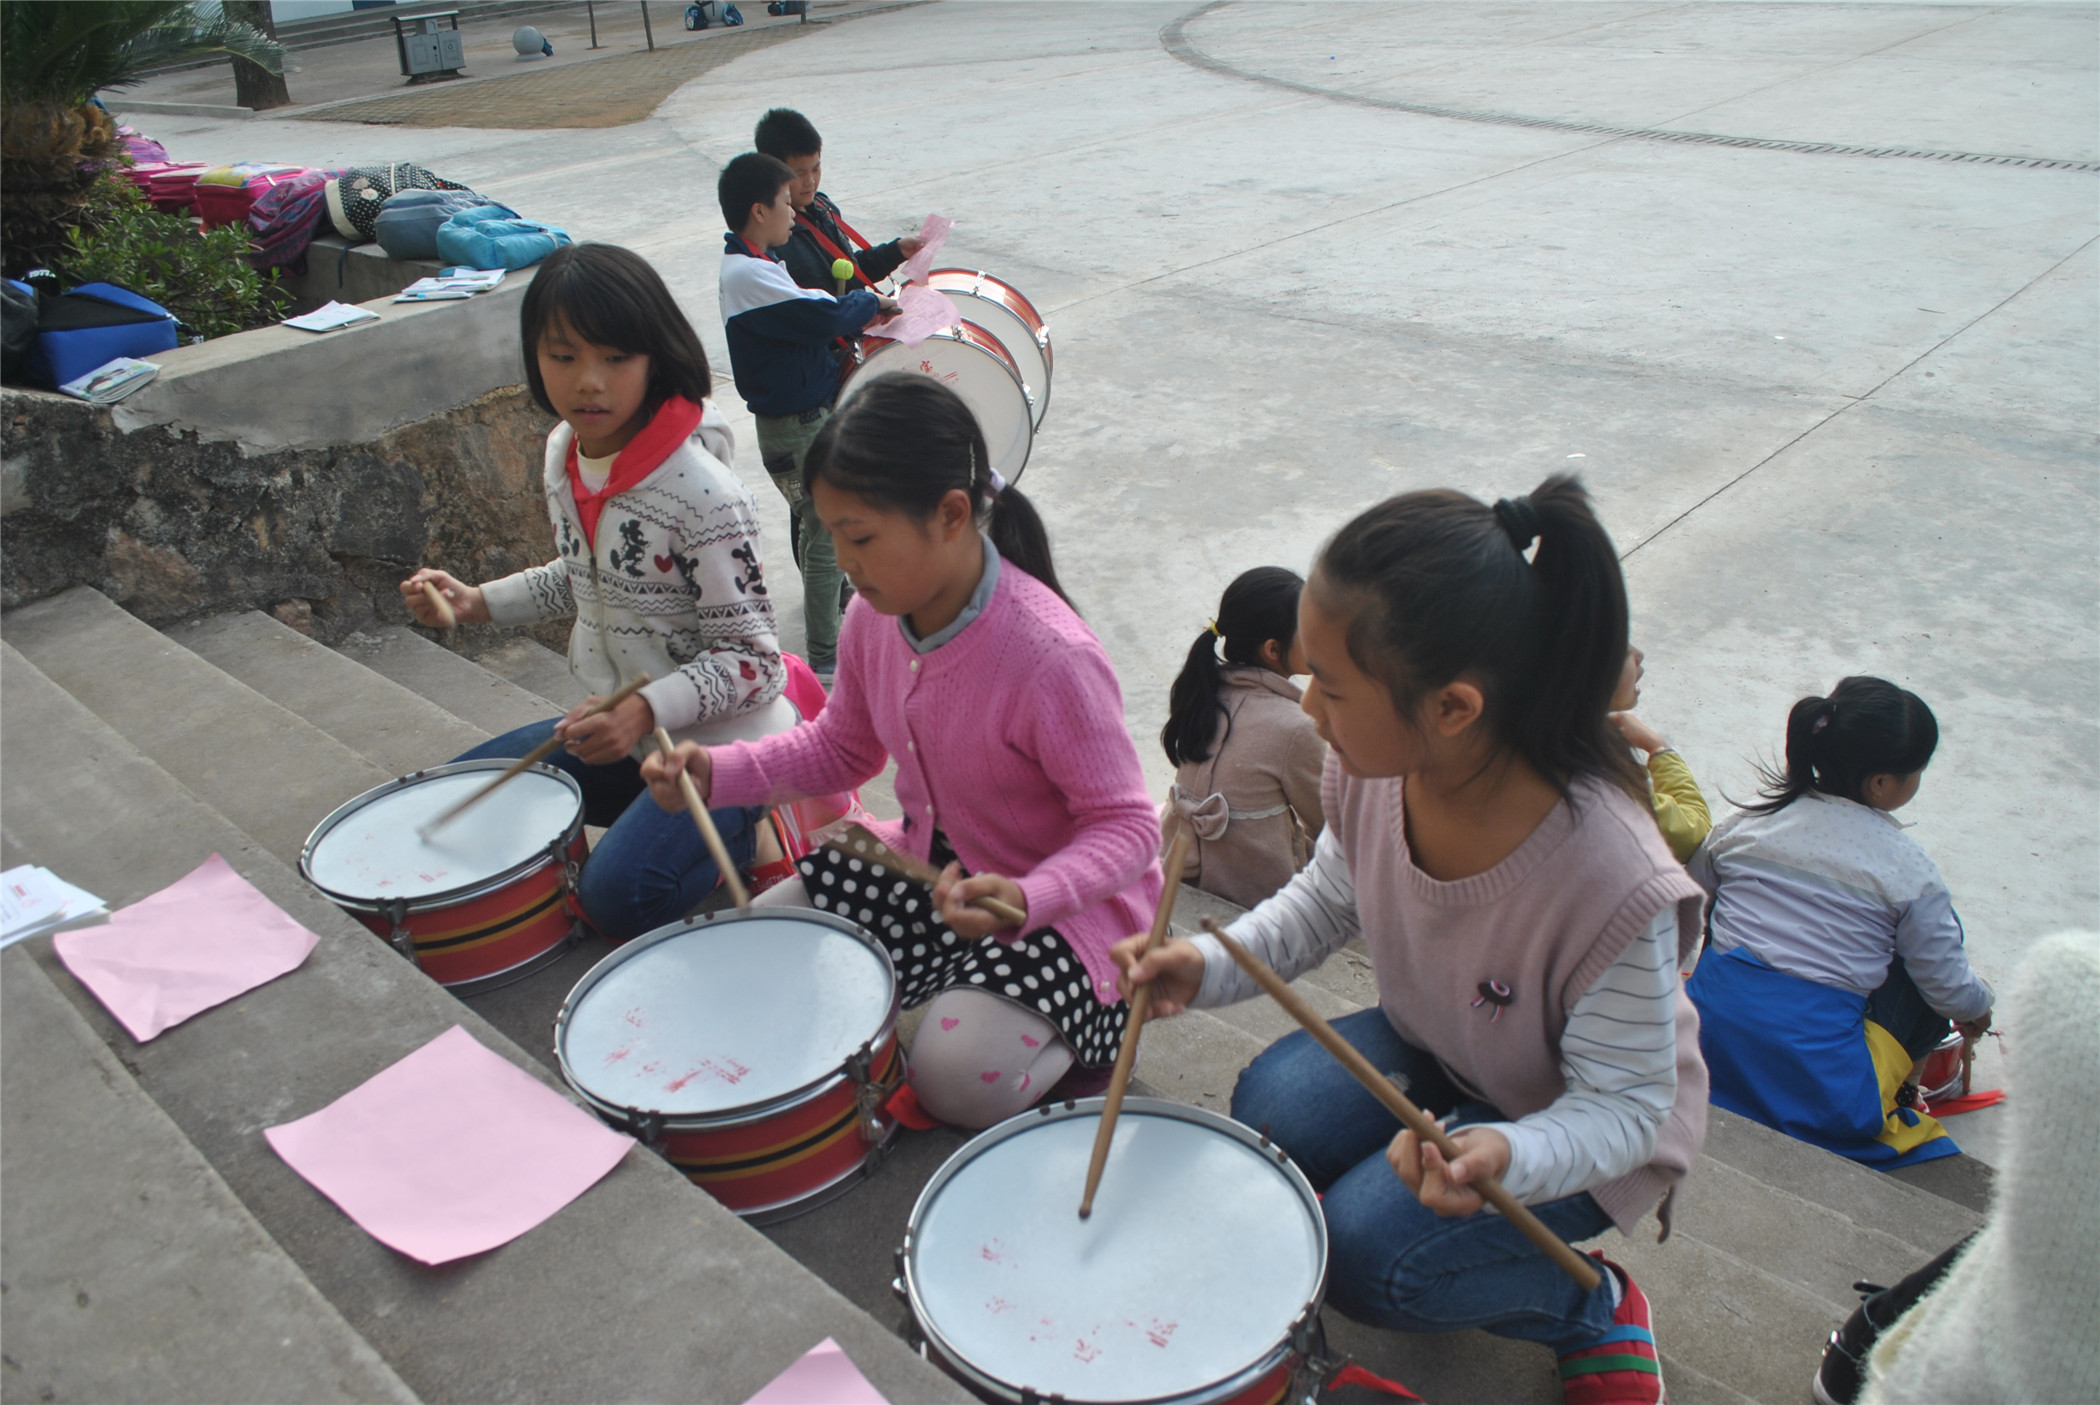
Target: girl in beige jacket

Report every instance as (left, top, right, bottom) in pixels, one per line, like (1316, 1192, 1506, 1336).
(1160, 567, 1327, 908)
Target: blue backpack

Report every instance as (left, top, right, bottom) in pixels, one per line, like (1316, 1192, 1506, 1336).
(434, 206, 572, 271)
(26, 282, 179, 390)
(375, 189, 512, 261)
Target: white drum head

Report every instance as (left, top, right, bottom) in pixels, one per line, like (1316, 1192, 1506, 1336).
(930, 285, 1051, 429)
(305, 764, 579, 903)
(845, 329, 1033, 483)
(560, 913, 894, 1118)
(907, 1101, 1325, 1399)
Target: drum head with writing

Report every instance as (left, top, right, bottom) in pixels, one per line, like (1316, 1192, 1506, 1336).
(305, 765, 579, 903)
(908, 1102, 1324, 1399)
(847, 332, 1033, 483)
(560, 914, 894, 1118)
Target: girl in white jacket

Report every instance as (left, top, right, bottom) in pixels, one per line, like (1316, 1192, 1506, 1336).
(405, 243, 791, 940)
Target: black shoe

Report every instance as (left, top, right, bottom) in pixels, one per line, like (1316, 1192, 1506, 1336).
(1812, 1233, 1975, 1405)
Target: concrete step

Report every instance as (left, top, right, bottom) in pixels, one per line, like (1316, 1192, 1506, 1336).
(468, 636, 589, 711)
(166, 610, 489, 777)
(0, 643, 967, 1404)
(1, 947, 419, 1405)
(333, 625, 562, 739)
(2, 587, 391, 868)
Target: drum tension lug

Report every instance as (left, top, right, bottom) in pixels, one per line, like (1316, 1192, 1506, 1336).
(384, 898, 419, 967)
(849, 1040, 902, 1143)
(631, 1111, 666, 1147)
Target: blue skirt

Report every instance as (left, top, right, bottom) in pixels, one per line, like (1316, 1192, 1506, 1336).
(1687, 945, 1958, 1169)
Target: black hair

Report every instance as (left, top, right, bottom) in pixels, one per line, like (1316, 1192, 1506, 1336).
(802, 373, 1070, 607)
(1744, 676, 1938, 813)
(753, 107, 822, 161)
(717, 151, 792, 232)
(519, 243, 710, 418)
(1162, 567, 1304, 767)
(1311, 474, 1643, 800)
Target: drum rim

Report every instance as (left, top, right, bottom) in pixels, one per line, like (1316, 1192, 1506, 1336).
(299, 759, 585, 911)
(847, 324, 1034, 484)
(554, 905, 901, 1131)
(898, 1095, 1328, 1402)
(923, 282, 1054, 427)
(926, 267, 1048, 344)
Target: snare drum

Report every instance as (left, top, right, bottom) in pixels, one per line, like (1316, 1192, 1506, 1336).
(1916, 1029, 1969, 1103)
(898, 1098, 1329, 1404)
(845, 324, 1034, 483)
(301, 760, 586, 992)
(555, 908, 903, 1223)
(925, 270, 1053, 429)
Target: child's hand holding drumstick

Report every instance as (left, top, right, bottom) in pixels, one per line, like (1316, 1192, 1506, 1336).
(930, 864, 1028, 942)
(400, 568, 489, 627)
(642, 739, 714, 810)
(1109, 931, 1208, 1018)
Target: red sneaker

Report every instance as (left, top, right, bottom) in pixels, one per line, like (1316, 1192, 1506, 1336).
(1558, 1254, 1665, 1405)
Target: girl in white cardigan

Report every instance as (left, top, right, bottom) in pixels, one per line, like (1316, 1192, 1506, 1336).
(404, 244, 791, 940)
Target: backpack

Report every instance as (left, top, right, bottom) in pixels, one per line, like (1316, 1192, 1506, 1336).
(2, 279, 40, 386)
(723, 4, 744, 23)
(375, 189, 511, 261)
(435, 207, 572, 271)
(324, 163, 470, 243)
(246, 169, 344, 271)
(685, 4, 709, 28)
(25, 283, 179, 390)
(193, 163, 313, 231)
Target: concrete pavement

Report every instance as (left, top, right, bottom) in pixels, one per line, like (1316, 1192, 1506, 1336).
(110, 0, 2098, 1180)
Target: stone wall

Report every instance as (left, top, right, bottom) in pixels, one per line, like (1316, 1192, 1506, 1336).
(1, 383, 562, 647)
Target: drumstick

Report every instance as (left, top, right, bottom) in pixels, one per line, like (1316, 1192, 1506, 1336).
(1202, 919, 1603, 1294)
(1079, 827, 1192, 1219)
(651, 726, 750, 910)
(834, 823, 1029, 928)
(416, 674, 651, 839)
(419, 580, 456, 629)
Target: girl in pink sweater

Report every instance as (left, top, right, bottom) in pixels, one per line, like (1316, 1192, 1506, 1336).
(1118, 478, 1705, 1405)
(644, 374, 1161, 1127)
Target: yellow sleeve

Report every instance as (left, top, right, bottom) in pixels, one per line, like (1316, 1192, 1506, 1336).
(1647, 749, 1712, 863)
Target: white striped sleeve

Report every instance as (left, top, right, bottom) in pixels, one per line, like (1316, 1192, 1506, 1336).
(1187, 825, 1360, 1008)
(1483, 908, 1679, 1205)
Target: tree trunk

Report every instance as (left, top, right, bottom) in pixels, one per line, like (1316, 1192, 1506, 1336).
(223, 1, 292, 112)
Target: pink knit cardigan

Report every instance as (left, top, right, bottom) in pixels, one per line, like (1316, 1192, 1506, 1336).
(709, 562, 1162, 1003)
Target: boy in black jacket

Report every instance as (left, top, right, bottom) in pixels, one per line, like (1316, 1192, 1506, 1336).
(753, 107, 923, 295)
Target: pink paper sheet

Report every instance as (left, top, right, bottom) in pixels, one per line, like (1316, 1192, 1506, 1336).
(743, 1337, 890, 1405)
(54, 853, 318, 1042)
(265, 1025, 632, 1265)
(892, 213, 953, 287)
(861, 284, 962, 349)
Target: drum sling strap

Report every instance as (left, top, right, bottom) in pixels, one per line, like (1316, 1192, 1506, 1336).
(796, 208, 878, 373)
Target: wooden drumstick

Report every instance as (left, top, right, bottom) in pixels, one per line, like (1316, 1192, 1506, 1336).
(1079, 827, 1193, 1220)
(419, 580, 456, 629)
(1203, 919, 1603, 1294)
(652, 727, 750, 911)
(834, 823, 1028, 929)
(417, 674, 650, 839)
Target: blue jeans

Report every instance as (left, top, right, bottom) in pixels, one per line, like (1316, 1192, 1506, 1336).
(1230, 1008, 1617, 1352)
(454, 720, 762, 943)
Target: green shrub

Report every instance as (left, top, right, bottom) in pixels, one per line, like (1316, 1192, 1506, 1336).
(59, 177, 288, 340)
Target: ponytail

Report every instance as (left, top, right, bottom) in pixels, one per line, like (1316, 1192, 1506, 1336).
(805, 372, 1070, 606)
(1744, 676, 1938, 812)
(1162, 566, 1304, 767)
(1312, 474, 1642, 800)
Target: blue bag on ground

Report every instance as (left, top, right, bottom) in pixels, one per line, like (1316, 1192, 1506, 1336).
(723, 5, 743, 24)
(376, 189, 513, 261)
(29, 283, 179, 390)
(435, 206, 572, 271)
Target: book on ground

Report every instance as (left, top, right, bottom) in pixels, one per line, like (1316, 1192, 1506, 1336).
(58, 357, 159, 404)
(284, 301, 382, 333)
(2, 865, 110, 947)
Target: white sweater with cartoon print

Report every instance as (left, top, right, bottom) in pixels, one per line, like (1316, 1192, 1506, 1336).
(480, 402, 795, 747)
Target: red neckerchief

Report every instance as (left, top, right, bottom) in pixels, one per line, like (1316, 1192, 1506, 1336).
(565, 394, 704, 548)
(795, 203, 875, 290)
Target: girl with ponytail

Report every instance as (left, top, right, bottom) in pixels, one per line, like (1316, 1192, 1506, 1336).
(1160, 567, 1327, 907)
(1687, 677, 1993, 1174)
(643, 373, 1160, 1130)
(1116, 476, 1706, 1405)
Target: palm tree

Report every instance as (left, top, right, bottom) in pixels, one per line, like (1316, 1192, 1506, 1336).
(1, 1, 284, 276)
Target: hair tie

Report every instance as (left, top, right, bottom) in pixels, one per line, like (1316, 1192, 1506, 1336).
(988, 467, 1008, 495)
(1811, 699, 1836, 734)
(1206, 618, 1223, 639)
(1492, 495, 1543, 552)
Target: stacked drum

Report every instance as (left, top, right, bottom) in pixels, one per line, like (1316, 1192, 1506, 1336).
(841, 269, 1052, 485)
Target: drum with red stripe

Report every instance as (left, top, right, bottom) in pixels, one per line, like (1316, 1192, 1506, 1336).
(843, 322, 1035, 484)
(301, 760, 586, 992)
(555, 908, 901, 1222)
(898, 1097, 1330, 1403)
(924, 269, 1053, 429)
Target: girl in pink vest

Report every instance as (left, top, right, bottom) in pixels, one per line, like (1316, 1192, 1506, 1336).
(1119, 478, 1706, 1405)
(644, 374, 1162, 1128)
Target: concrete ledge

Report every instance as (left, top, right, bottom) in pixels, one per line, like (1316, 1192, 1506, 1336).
(0, 643, 968, 1404)
(1, 949, 419, 1405)
(114, 99, 254, 118)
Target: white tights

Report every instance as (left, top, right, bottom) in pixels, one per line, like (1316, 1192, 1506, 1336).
(754, 877, 1072, 1127)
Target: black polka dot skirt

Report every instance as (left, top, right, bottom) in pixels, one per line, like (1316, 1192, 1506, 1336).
(798, 835, 1131, 1070)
